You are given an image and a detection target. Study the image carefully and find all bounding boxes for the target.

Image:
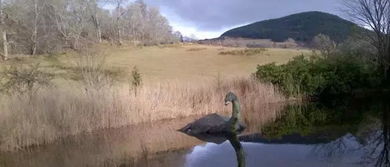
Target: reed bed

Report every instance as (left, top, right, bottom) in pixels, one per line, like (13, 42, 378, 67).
(0, 77, 284, 151)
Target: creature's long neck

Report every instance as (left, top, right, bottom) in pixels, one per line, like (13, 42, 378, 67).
(229, 100, 241, 122)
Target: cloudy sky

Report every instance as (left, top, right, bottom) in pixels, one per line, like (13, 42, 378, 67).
(143, 0, 345, 39)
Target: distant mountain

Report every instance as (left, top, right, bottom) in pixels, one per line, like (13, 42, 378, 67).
(221, 11, 363, 43)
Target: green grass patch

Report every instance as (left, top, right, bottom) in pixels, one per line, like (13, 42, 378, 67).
(219, 48, 267, 56)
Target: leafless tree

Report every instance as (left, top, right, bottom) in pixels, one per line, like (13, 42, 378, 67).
(0, 0, 179, 55)
(344, 0, 390, 80)
(88, 0, 103, 43)
(123, 1, 178, 45)
(31, 0, 38, 55)
(312, 34, 337, 57)
(107, 0, 128, 45)
(53, 0, 90, 49)
(0, 0, 8, 60)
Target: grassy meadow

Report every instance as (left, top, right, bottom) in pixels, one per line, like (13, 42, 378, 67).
(1, 44, 310, 83)
(0, 44, 309, 151)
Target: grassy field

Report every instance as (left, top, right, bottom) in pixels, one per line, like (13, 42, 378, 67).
(0, 44, 309, 151)
(1, 44, 310, 83)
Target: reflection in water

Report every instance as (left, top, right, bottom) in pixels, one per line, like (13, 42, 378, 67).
(183, 133, 246, 167)
(308, 101, 390, 167)
(186, 140, 362, 167)
(229, 134, 246, 167)
(374, 105, 390, 167)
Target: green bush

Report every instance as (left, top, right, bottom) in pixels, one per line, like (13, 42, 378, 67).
(219, 48, 267, 56)
(254, 55, 381, 98)
(130, 66, 142, 96)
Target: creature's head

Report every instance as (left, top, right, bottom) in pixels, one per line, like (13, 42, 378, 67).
(224, 92, 238, 105)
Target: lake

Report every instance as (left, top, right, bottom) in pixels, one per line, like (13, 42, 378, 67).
(0, 96, 389, 167)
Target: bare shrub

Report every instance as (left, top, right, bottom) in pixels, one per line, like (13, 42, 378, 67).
(312, 34, 337, 57)
(76, 50, 115, 91)
(0, 64, 53, 95)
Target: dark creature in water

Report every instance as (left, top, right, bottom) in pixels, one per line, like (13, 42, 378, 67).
(179, 92, 246, 135)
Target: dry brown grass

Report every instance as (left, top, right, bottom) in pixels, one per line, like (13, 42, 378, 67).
(0, 101, 289, 166)
(0, 116, 202, 167)
(0, 100, 288, 167)
(0, 44, 298, 152)
(186, 47, 207, 52)
(0, 76, 284, 151)
(0, 44, 310, 83)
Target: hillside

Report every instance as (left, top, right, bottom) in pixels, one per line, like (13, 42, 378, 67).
(221, 11, 362, 43)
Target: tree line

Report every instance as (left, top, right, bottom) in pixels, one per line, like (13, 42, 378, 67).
(0, 0, 181, 60)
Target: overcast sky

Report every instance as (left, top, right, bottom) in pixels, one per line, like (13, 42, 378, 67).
(143, 0, 345, 39)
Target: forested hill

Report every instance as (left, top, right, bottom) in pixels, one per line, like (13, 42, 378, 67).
(221, 11, 362, 43)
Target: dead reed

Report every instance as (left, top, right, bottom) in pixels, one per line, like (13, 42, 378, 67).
(0, 76, 285, 151)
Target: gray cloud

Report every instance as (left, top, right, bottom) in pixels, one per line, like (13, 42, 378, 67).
(144, 0, 345, 31)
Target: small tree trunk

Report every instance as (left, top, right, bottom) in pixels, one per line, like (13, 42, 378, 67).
(72, 37, 80, 50)
(96, 14, 102, 43)
(115, 2, 123, 46)
(117, 22, 122, 45)
(385, 65, 390, 82)
(31, 0, 38, 55)
(31, 40, 37, 55)
(97, 26, 102, 43)
(2, 31, 7, 60)
(92, 13, 102, 43)
(0, 0, 7, 61)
